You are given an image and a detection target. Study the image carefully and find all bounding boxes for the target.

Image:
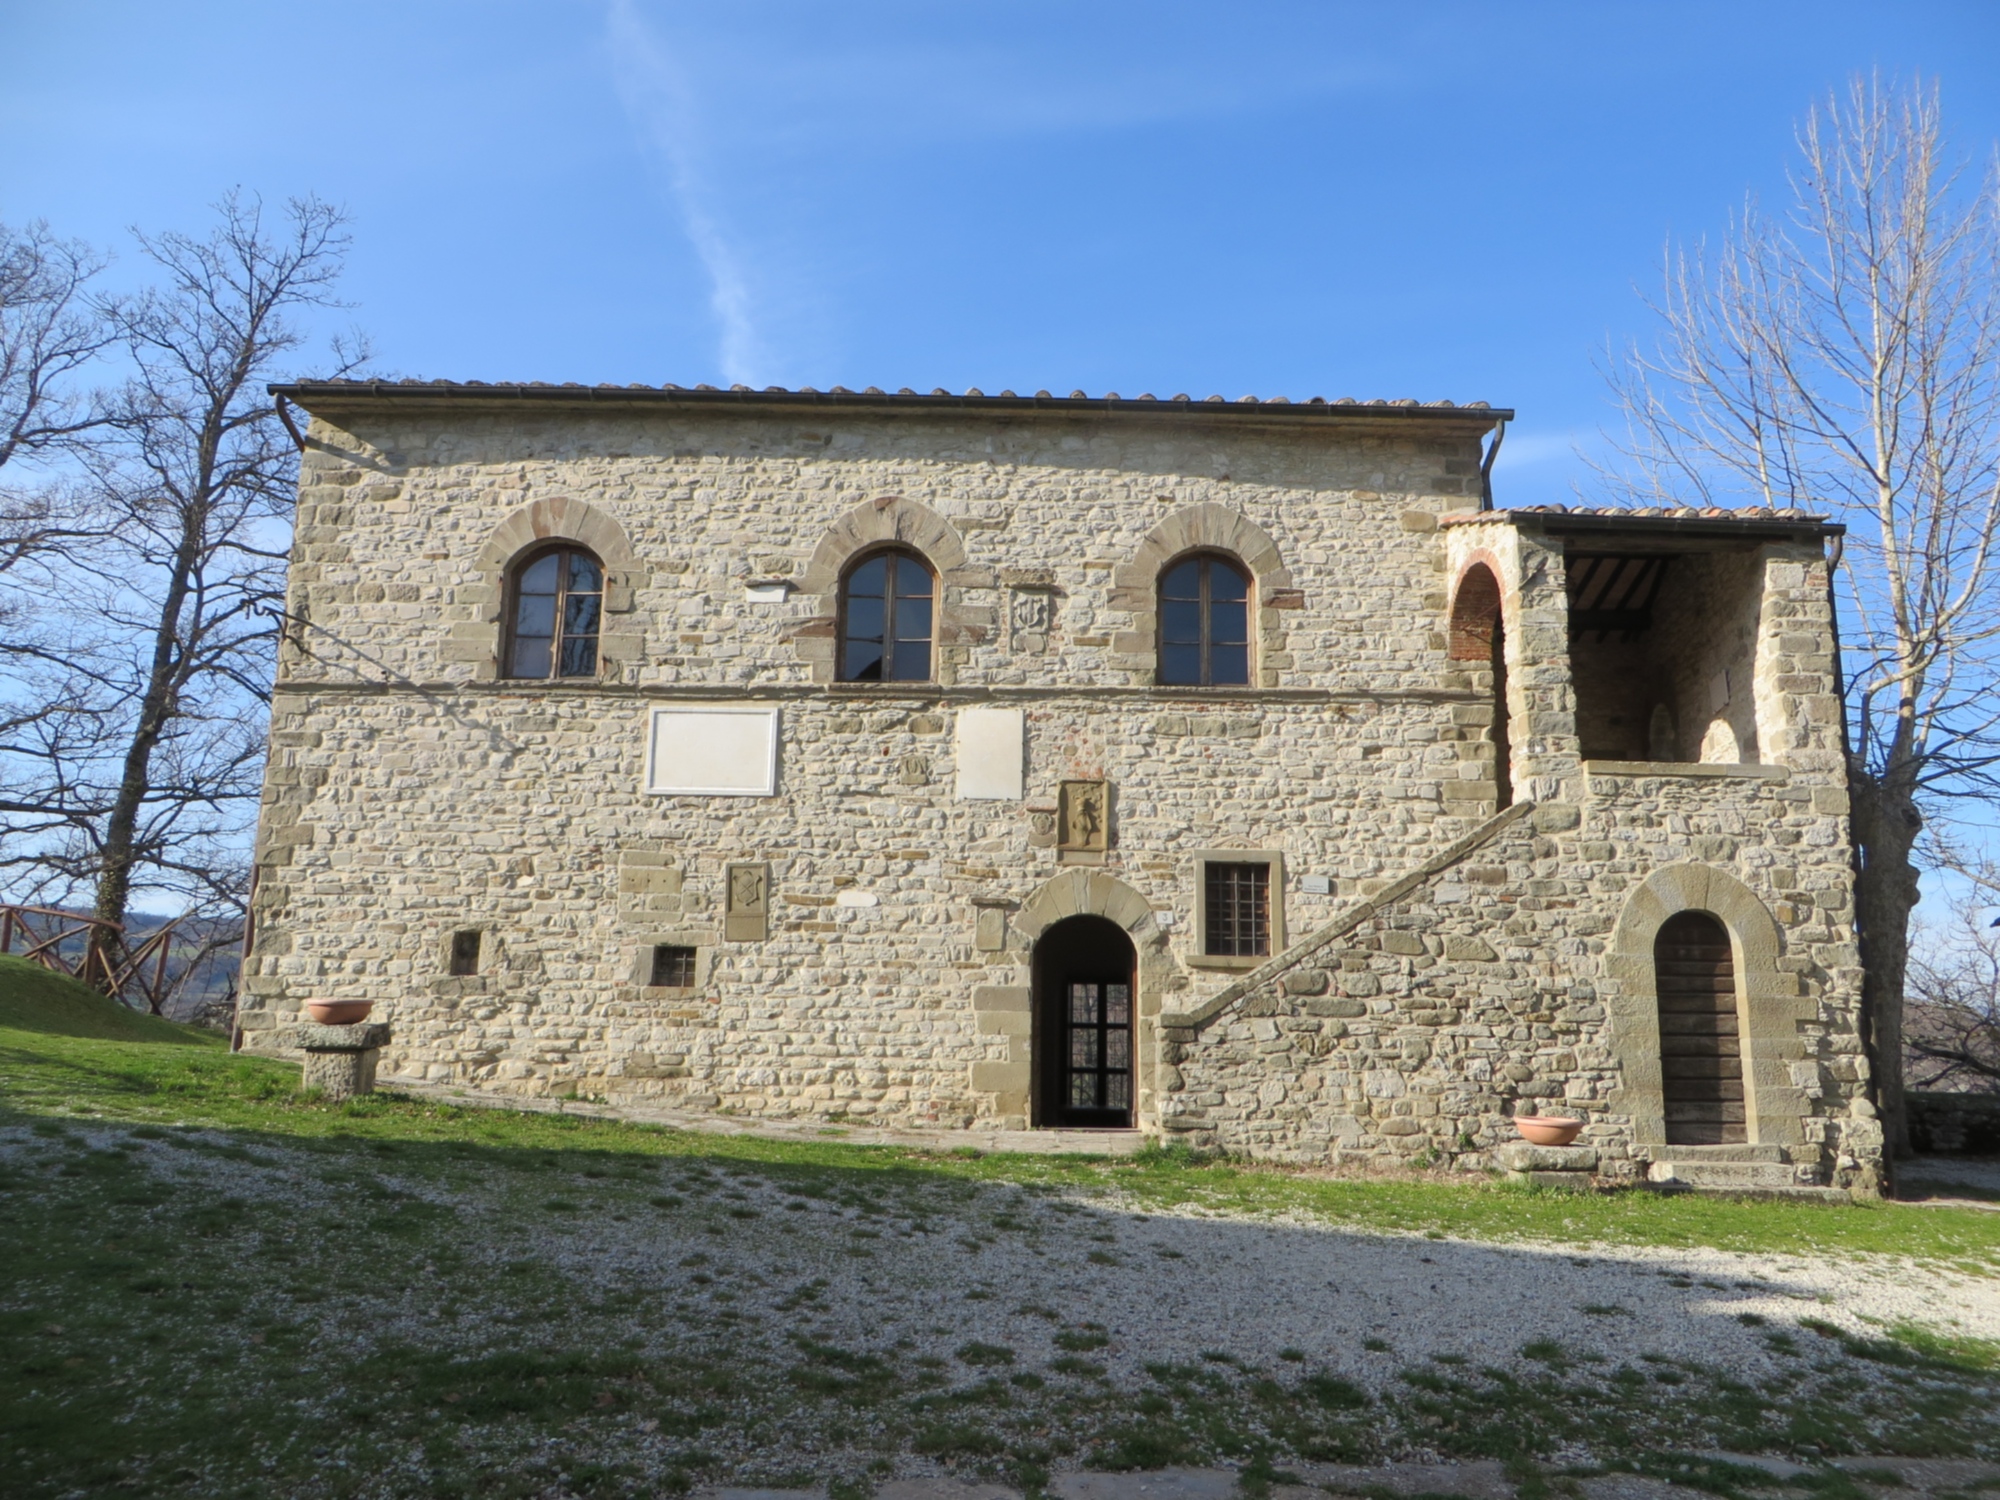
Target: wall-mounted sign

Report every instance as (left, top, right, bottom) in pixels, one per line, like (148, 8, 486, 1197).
(645, 706, 780, 796)
(955, 708, 1025, 800)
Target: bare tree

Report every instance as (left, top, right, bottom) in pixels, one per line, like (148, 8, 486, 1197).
(0, 219, 114, 585)
(1907, 890, 2000, 1093)
(0, 193, 361, 978)
(1598, 75, 2000, 1155)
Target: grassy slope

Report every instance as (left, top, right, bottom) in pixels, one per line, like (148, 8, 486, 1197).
(0, 954, 214, 1043)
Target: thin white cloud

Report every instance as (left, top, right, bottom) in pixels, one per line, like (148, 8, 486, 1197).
(604, 0, 764, 384)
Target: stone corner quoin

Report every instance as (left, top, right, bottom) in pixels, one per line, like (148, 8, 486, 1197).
(239, 384, 1879, 1190)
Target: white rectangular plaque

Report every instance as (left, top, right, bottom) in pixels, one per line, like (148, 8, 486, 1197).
(955, 708, 1025, 800)
(645, 705, 780, 796)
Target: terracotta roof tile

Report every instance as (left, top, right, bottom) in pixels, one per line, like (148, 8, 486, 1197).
(1440, 503, 1828, 526)
(272, 377, 1504, 417)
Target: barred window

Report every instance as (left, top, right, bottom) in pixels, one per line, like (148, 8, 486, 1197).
(650, 945, 697, 988)
(1203, 862, 1270, 957)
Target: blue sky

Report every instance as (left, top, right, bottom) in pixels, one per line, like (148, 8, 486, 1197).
(4, 1, 1998, 507)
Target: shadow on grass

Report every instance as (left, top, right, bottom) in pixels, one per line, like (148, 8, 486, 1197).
(3, 1025, 1999, 1499)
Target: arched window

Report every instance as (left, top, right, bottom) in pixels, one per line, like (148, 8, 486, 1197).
(505, 545, 603, 679)
(1158, 552, 1251, 686)
(840, 549, 934, 682)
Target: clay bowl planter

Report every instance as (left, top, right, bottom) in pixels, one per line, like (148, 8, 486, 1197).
(1513, 1115, 1585, 1147)
(305, 999, 375, 1026)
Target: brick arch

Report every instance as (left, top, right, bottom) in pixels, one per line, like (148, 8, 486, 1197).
(455, 497, 647, 682)
(1604, 862, 1812, 1149)
(1108, 504, 1296, 687)
(789, 496, 990, 685)
(1448, 558, 1505, 661)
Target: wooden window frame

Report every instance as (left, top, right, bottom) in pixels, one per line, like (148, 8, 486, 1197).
(836, 546, 937, 684)
(1188, 850, 1286, 970)
(1157, 550, 1254, 687)
(503, 543, 605, 681)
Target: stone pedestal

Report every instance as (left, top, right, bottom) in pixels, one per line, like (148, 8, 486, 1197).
(1495, 1140, 1598, 1190)
(287, 1022, 391, 1101)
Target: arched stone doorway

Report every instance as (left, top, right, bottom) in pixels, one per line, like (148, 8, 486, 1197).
(1033, 915, 1138, 1128)
(1653, 910, 1746, 1144)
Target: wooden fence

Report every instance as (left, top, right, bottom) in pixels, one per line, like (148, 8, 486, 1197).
(0, 904, 186, 1014)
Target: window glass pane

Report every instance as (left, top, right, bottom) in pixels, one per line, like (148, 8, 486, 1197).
(1208, 600, 1248, 645)
(1106, 984, 1130, 1023)
(1106, 1030, 1130, 1069)
(558, 634, 598, 677)
(1210, 645, 1250, 685)
(1071, 1074, 1096, 1108)
(567, 552, 601, 591)
(1107, 1074, 1130, 1109)
(1208, 561, 1249, 602)
(896, 597, 932, 642)
(564, 593, 601, 638)
(891, 640, 931, 681)
(514, 594, 556, 638)
(1069, 982, 1097, 1023)
(845, 595, 884, 643)
(1162, 558, 1202, 599)
(847, 555, 886, 598)
(891, 555, 933, 599)
(520, 552, 560, 592)
(1161, 599, 1203, 644)
(1161, 643, 1202, 685)
(844, 642, 885, 680)
(1070, 1029, 1099, 1069)
(511, 636, 552, 679)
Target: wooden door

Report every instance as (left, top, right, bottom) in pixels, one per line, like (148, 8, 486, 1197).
(1654, 911, 1745, 1145)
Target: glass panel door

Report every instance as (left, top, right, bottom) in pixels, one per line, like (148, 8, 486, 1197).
(1064, 980, 1132, 1119)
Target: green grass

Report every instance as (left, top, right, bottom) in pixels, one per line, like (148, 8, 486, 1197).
(1, 1001, 1993, 1265)
(2, 967, 1998, 1498)
(0, 955, 212, 1044)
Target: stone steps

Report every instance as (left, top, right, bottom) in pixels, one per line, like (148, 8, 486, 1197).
(1646, 1158, 1826, 1194)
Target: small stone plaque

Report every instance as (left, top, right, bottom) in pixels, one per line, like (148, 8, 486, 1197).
(1058, 780, 1110, 853)
(724, 862, 770, 941)
(1301, 874, 1332, 895)
(647, 706, 779, 797)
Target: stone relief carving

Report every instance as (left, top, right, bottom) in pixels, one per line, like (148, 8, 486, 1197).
(1058, 780, 1110, 853)
(724, 862, 770, 942)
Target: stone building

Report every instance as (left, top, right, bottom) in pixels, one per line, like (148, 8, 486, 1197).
(238, 380, 1884, 1191)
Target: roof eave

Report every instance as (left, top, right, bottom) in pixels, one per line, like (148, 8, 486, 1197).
(269, 381, 1512, 429)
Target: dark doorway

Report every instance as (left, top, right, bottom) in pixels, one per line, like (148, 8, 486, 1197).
(1654, 910, 1747, 1145)
(1033, 915, 1138, 1129)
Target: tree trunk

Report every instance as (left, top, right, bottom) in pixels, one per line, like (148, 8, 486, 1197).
(85, 525, 197, 984)
(1851, 770, 1924, 1158)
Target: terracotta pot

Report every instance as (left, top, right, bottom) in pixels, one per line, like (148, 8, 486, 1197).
(305, 999, 375, 1026)
(1513, 1115, 1585, 1147)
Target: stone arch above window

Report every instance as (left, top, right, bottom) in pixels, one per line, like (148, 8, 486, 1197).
(452, 497, 647, 682)
(1109, 504, 1296, 687)
(1605, 862, 1813, 1149)
(789, 497, 993, 685)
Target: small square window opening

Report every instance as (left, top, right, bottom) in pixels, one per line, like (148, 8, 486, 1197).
(449, 930, 481, 976)
(1204, 863, 1270, 957)
(650, 944, 698, 988)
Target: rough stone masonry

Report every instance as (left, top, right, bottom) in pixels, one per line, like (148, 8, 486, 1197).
(237, 381, 1883, 1192)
